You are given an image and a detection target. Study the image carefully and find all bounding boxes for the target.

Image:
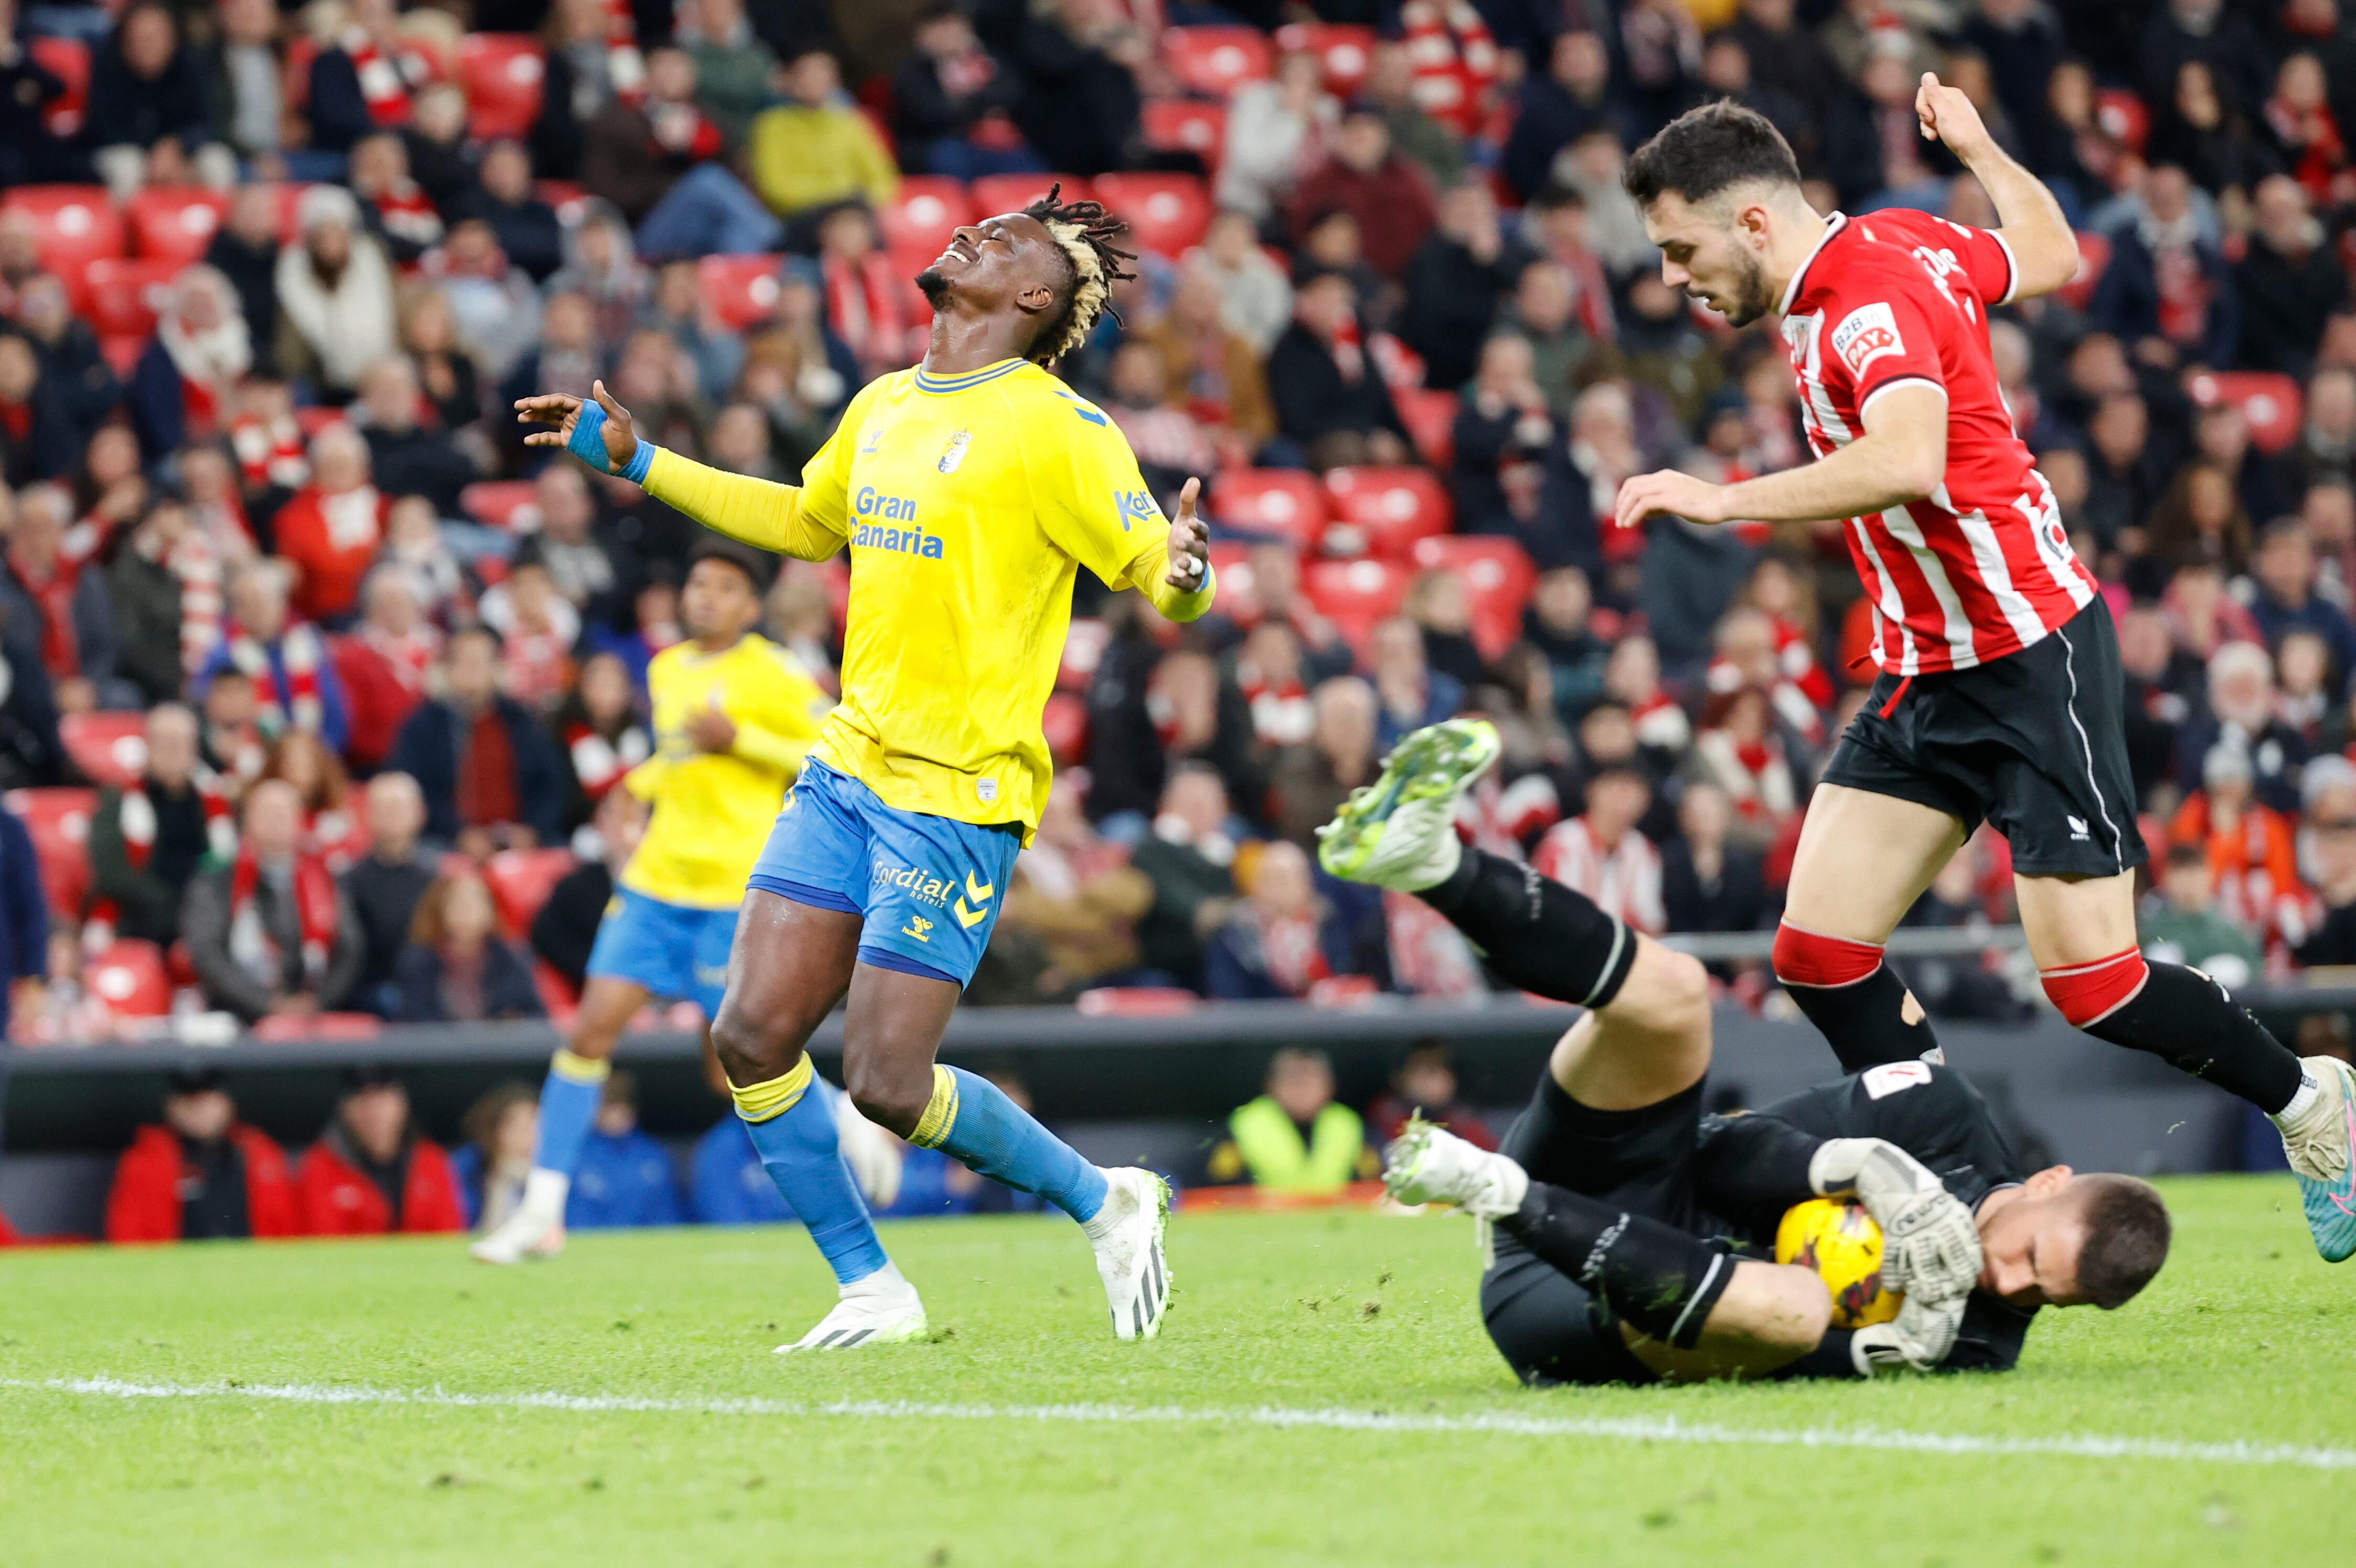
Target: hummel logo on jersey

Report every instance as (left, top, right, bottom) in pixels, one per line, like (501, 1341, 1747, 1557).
(1831, 301, 1905, 378)
(903, 914, 934, 942)
(859, 426, 885, 455)
(2068, 814, 2090, 842)
(954, 871, 994, 929)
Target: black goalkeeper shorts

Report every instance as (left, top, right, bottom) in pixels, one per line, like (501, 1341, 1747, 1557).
(1823, 598, 2146, 878)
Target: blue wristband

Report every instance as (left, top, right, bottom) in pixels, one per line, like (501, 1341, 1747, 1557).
(564, 399, 656, 484)
(619, 438, 655, 485)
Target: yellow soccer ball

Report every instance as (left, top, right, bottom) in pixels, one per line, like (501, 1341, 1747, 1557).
(1775, 1197, 1902, 1328)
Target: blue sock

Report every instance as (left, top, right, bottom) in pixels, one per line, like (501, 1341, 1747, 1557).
(912, 1065, 1107, 1223)
(532, 1050, 606, 1178)
(734, 1059, 889, 1287)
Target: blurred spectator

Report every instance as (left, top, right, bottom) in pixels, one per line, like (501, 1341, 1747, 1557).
(303, 0, 435, 157)
(2169, 742, 2303, 942)
(893, 4, 1038, 179)
(1501, 31, 1631, 201)
(1104, 339, 1219, 496)
(750, 48, 899, 221)
(105, 1068, 299, 1244)
(2151, 58, 2275, 202)
(450, 1081, 538, 1231)
(1362, 37, 1467, 189)
(130, 268, 250, 460)
(1127, 763, 1239, 992)
(1235, 620, 1314, 751)
(343, 771, 435, 1016)
(276, 187, 399, 398)
(1367, 1044, 1495, 1151)
(1138, 269, 1275, 467)
(463, 139, 565, 283)
(1216, 46, 1334, 223)
(817, 206, 917, 384)
(2142, 840, 2265, 990)
(2238, 176, 2347, 382)
(391, 867, 545, 1024)
(581, 50, 729, 233)
(348, 133, 444, 266)
(86, 2, 217, 198)
(532, 786, 645, 994)
(183, 778, 363, 1022)
(90, 704, 230, 947)
(2082, 392, 2165, 553)
(2260, 50, 2348, 201)
(269, 424, 387, 627)
(400, 289, 483, 436)
(2, 483, 127, 713)
(2141, 0, 2273, 116)
(1405, 569, 1487, 693)
(388, 626, 570, 853)
(1289, 106, 1438, 281)
(1269, 676, 1380, 848)
(353, 355, 476, 516)
(1688, 687, 1802, 849)
(1662, 779, 1769, 935)
(1369, 615, 1467, 749)
(992, 0, 1152, 178)
(556, 651, 651, 825)
(567, 1072, 682, 1229)
(1204, 840, 1351, 1000)
(297, 1066, 465, 1236)
(1400, 178, 1524, 395)
(2090, 165, 2238, 370)
(1452, 334, 1558, 543)
(401, 82, 475, 215)
(2295, 789, 2356, 966)
(1268, 270, 1411, 471)
(2196, 398, 2290, 533)
(11, 276, 120, 472)
(2250, 517, 2356, 676)
(1186, 210, 1292, 355)
(2294, 367, 2356, 494)
(528, 462, 631, 627)
(1209, 1048, 1368, 1194)
(0, 12, 71, 189)
(2176, 640, 2308, 813)
(675, 0, 778, 153)
(478, 550, 582, 712)
(1532, 767, 1665, 935)
(431, 221, 544, 387)
(1504, 262, 1594, 422)
(334, 563, 438, 772)
(997, 786, 1153, 998)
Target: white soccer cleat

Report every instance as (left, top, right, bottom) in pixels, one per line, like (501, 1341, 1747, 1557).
(1315, 720, 1500, 891)
(1086, 1167, 1173, 1341)
(1383, 1118, 1528, 1222)
(468, 1173, 568, 1264)
(777, 1267, 930, 1353)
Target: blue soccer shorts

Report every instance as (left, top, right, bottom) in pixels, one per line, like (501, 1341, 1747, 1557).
(747, 757, 1021, 987)
(585, 887, 738, 1016)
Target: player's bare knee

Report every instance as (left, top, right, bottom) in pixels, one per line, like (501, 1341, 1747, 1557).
(708, 1005, 794, 1087)
(1611, 941, 1709, 1039)
(842, 1056, 929, 1139)
(1749, 1266, 1834, 1353)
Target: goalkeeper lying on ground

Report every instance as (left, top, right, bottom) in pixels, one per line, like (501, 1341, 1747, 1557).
(1319, 721, 2172, 1382)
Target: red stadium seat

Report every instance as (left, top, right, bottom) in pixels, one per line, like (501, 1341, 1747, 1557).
(970, 173, 1090, 219)
(80, 256, 179, 337)
(877, 176, 977, 253)
(1162, 26, 1272, 96)
(1274, 22, 1378, 96)
(85, 941, 171, 1019)
(1042, 691, 1089, 765)
(99, 334, 145, 378)
(1395, 387, 1457, 468)
(1141, 99, 1225, 172)
(60, 712, 148, 790)
(534, 961, 580, 1028)
(127, 187, 227, 266)
(460, 480, 539, 530)
(484, 847, 578, 938)
(1412, 536, 1536, 659)
(457, 34, 547, 141)
(5, 787, 98, 917)
(2094, 88, 2149, 153)
(2190, 371, 2304, 454)
(1204, 541, 1262, 625)
(1092, 173, 1211, 258)
(1, 186, 125, 280)
(1209, 470, 1326, 548)
(535, 179, 590, 226)
(697, 253, 784, 330)
(2060, 230, 2109, 312)
(1074, 986, 1198, 1017)
(1059, 615, 1111, 691)
(29, 36, 89, 137)
(1303, 558, 1411, 648)
(1321, 466, 1452, 559)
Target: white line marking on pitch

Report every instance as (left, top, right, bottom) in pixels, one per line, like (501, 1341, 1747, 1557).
(7, 1376, 2354, 1472)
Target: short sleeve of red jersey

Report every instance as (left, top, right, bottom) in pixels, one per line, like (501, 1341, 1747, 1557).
(1823, 283, 1948, 417)
(1929, 217, 2019, 307)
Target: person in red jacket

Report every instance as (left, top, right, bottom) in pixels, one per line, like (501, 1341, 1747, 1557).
(296, 1065, 466, 1236)
(107, 1066, 301, 1243)
(106, 1056, 301, 1245)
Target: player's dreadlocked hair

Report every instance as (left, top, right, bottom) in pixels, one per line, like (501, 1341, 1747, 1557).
(1024, 183, 1138, 366)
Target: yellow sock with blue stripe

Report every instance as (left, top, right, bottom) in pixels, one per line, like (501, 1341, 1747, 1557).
(530, 1048, 609, 1180)
(910, 1065, 1108, 1223)
(732, 1055, 888, 1286)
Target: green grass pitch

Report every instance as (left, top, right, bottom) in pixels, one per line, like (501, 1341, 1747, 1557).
(2, 1176, 2349, 1566)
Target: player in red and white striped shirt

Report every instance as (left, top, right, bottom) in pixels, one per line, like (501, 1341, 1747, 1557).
(1612, 88, 2356, 1260)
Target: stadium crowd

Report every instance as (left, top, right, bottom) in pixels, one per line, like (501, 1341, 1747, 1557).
(1, 0, 2355, 1061)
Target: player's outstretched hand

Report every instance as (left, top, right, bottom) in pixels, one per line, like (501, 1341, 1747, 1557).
(516, 379, 639, 475)
(1851, 1293, 1964, 1376)
(1166, 476, 1209, 590)
(1915, 71, 1994, 164)
(1613, 469, 1727, 530)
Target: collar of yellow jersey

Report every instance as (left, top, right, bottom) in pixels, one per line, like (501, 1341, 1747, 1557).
(912, 358, 1029, 395)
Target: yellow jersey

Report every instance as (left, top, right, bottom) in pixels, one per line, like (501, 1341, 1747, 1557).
(642, 357, 1214, 841)
(619, 633, 832, 909)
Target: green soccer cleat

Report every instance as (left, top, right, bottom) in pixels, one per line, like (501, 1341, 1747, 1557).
(1314, 719, 1501, 890)
(1383, 1116, 1527, 1221)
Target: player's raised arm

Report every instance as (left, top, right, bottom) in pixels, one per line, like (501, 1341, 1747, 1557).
(516, 379, 849, 562)
(1916, 71, 2079, 300)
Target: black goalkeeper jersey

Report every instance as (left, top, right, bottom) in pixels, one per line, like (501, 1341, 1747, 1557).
(1693, 1060, 2041, 1374)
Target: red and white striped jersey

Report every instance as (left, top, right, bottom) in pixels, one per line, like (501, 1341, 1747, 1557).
(1779, 209, 2097, 676)
(1530, 817, 1665, 934)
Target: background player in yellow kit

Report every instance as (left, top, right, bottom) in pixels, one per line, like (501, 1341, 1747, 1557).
(471, 537, 833, 1264)
(517, 188, 1212, 1350)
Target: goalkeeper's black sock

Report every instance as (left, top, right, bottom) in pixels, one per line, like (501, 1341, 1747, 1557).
(1421, 847, 1637, 1008)
(1502, 1182, 1734, 1349)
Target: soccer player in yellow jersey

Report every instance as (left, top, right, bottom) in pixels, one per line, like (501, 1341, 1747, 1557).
(471, 538, 835, 1265)
(518, 189, 1210, 1349)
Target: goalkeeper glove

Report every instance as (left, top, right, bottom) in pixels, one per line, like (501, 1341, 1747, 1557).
(1809, 1137, 1984, 1305)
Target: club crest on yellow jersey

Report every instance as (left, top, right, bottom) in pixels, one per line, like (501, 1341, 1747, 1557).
(939, 430, 973, 473)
